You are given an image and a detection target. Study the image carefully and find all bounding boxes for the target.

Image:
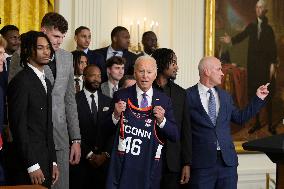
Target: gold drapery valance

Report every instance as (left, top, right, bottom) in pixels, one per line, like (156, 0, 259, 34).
(0, 0, 54, 33)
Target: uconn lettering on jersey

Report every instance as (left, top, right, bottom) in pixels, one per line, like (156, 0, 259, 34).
(124, 124, 151, 139)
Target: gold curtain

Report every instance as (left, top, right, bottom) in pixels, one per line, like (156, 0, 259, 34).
(0, 0, 54, 33)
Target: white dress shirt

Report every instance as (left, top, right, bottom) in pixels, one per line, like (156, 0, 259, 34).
(197, 82, 220, 116)
(198, 82, 221, 150)
(106, 46, 123, 60)
(28, 64, 47, 93)
(83, 88, 99, 111)
(26, 63, 57, 173)
(112, 86, 166, 128)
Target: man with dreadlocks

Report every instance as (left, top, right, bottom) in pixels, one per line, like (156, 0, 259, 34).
(71, 50, 89, 93)
(7, 31, 59, 188)
(152, 48, 191, 189)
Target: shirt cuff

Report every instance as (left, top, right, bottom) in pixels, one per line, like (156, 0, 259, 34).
(158, 117, 166, 128)
(27, 163, 40, 173)
(86, 151, 94, 159)
(112, 113, 119, 125)
(53, 162, 57, 166)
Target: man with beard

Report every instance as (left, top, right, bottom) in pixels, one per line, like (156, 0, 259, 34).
(70, 64, 113, 189)
(152, 48, 191, 189)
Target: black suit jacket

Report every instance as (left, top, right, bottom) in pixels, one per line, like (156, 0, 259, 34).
(94, 46, 138, 82)
(86, 49, 106, 75)
(154, 80, 192, 172)
(7, 66, 56, 187)
(76, 90, 113, 158)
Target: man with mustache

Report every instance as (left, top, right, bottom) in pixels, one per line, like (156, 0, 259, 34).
(152, 48, 191, 189)
(70, 64, 113, 189)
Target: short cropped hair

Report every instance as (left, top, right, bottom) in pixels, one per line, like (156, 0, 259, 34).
(75, 26, 90, 36)
(0, 25, 19, 36)
(41, 12, 68, 34)
(106, 56, 126, 68)
(111, 26, 128, 41)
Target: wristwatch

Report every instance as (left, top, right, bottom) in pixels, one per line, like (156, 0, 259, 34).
(72, 139, 81, 144)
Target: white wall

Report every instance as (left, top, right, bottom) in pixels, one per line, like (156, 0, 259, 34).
(55, 1, 276, 188)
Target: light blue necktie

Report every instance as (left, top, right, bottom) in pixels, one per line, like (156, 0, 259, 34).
(140, 93, 148, 108)
(208, 89, 217, 126)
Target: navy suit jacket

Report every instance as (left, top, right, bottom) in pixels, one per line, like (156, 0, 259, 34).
(94, 47, 138, 83)
(86, 50, 106, 79)
(112, 85, 179, 142)
(186, 84, 265, 169)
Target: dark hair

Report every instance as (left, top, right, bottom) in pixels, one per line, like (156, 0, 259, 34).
(111, 26, 128, 41)
(152, 48, 175, 74)
(71, 50, 89, 75)
(75, 26, 90, 36)
(20, 31, 54, 67)
(106, 56, 126, 68)
(0, 25, 19, 36)
(142, 31, 156, 39)
(41, 12, 68, 34)
(118, 75, 135, 88)
(83, 64, 100, 76)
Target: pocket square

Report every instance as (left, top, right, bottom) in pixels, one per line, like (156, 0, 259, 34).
(103, 107, 109, 111)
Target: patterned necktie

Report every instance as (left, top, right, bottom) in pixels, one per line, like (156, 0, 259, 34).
(74, 78, 80, 93)
(140, 93, 148, 108)
(208, 89, 217, 126)
(90, 94, 98, 123)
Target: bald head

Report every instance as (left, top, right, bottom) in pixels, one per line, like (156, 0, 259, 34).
(198, 56, 224, 88)
(134, 55, 157, 92)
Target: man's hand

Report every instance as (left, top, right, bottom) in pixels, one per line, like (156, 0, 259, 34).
(89, 153, 108, 168)
(69, 143, 81, 165)
(52, 165, 59, 185)
(29, 168, 45, 185)
(256, 83, 270, 100)
(180, 165, 190, 184)
(219, 33, 231, 44)
(114, 100, 126, 119)
(153, 106, 165, 125)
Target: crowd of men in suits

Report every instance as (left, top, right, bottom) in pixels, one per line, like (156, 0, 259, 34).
(0, 1, 273, 188)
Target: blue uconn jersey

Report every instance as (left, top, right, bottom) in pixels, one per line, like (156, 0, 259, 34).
(107, 99, 164, 189)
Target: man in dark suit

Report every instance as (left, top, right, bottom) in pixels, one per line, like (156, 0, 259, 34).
(220, 0, 277, 134)
(94, 26, 138, 82)
(70, 64, 113, 189)
(152, 48, 191, 189)
(74, 26, 105, 71)
(107, 55, 178, 189)
(7, 31, 59, 188)
(186, 56, 269, 189)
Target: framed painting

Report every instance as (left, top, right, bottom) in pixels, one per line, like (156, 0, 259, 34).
(205, 0, 284, 153)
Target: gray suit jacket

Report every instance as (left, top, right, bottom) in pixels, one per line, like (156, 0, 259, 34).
(44, 49, 81, 150)
(101, 81, 111, 98)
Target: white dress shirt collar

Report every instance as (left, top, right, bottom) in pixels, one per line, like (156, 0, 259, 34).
(83, 88, 98, 110)
(136, 85, 153, 107)
(106, 46, 123, 60)
(28, 63, 45, 80)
